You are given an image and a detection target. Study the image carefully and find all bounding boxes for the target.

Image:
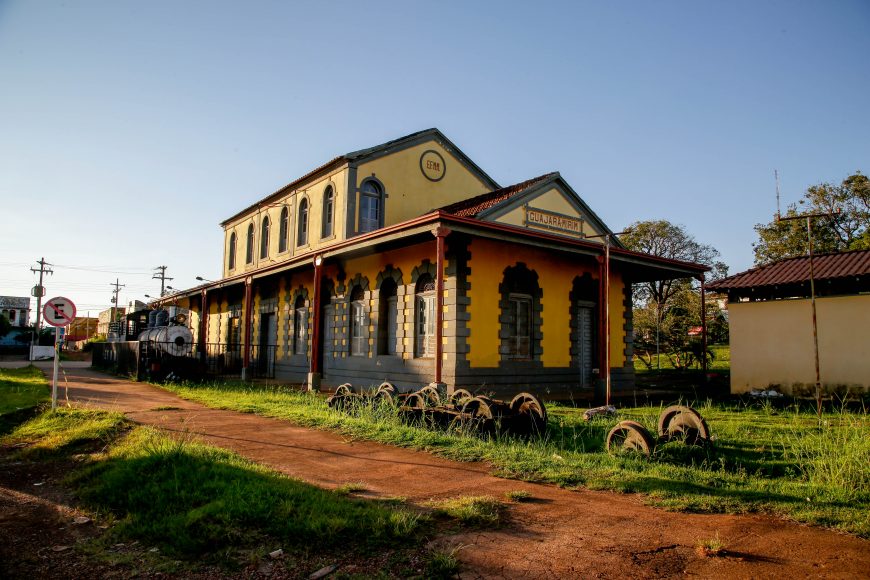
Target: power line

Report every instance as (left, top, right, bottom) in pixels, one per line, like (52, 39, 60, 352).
(153, 265, 173, 296)
(110, 279, 125, 325)
(29, 257, 53, 354)
(52, 263, 153, 275)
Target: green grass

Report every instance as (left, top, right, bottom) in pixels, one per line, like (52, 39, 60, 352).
(159, 380, 870, 537)
(504, 489, 533, 502)
(426, 495, 504, 526)
(424, 547, 462, 578)
(2, 407, 127, 457)
(634, 344, 731, 371)
(696, 532, 726, 557)
(2, 408, 425, 560)
(334, 481, 368, 495)
(0, 365, 49, 415)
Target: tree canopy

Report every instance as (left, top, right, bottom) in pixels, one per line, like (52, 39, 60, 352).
(620, 220, 727, 308)
(621, 220, 728, 369)
(753, 171, 869, 265)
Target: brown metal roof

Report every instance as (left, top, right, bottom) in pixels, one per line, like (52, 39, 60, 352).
(438, 173, 558, 217)
(707, 249, 870, 291)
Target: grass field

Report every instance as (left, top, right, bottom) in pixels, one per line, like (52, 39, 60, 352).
(160, 380, 870, 537)
(1, 408, 427, 566)
(0, 366, 48, 415)
(634, 344, 731, 372)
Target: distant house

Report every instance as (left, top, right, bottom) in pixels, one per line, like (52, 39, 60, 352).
(708, 250, 870, 396)
(65, 316, 99, 342)
(0, 296, 31, 327)
(97, 306, 126, 337)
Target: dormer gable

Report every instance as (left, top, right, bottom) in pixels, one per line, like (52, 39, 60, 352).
(438, 172, 620, 246)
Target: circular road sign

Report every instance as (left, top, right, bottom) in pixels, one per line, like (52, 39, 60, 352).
(43, 296, 77, 327)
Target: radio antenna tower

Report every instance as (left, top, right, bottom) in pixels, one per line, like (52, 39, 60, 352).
(775, 169, 782, 220)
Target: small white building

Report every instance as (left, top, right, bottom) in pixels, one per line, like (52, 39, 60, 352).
(0, 296, 31, 327)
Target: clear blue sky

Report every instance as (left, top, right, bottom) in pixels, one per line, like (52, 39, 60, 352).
(1, 1, 868, 320)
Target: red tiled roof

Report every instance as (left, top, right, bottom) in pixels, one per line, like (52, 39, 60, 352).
(437, 173, 557, 217)
(707, 249, 870, 291)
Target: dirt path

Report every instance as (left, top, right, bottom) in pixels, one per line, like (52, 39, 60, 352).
(38, 365, 870, 579)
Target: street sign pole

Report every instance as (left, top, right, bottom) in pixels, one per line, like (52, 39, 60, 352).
(42, 297, 76, 411)
(52, 328, 60, 410)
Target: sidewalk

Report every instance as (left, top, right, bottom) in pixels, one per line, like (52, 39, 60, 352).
(15, 363, 870, 579)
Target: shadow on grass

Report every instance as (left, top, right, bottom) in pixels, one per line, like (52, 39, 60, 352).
(615, 474, 802, 507)
(73, 435, 424, 557)
(0, 405, 43, 437)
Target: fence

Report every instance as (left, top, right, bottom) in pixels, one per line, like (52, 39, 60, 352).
(92, 341, 277, 380)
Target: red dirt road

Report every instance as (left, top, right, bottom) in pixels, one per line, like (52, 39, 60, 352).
(50, 366, 870, 579)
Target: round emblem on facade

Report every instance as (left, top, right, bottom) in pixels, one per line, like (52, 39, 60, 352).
(420, 150, 446, 182)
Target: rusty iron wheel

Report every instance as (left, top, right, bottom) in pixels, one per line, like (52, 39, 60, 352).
(461, 396, 494, 420)
(449, 388, 473, 406)
(404, 393, 426, 410)
(377, 381, 396, 395)
(657, 405, 711, 445)
(334, 383, 355, 397)
(510, 392, 548, 436)
(373, 388, 396, 406)
(416, 385, 441, 407)
(606, 420, 655, 457)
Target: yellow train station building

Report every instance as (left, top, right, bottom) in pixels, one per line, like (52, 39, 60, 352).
(166, 129, 706, 400)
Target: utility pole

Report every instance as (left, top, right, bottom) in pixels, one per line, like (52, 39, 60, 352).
(776, 211, 833, 422)
(153, 265, 173, 297)
(110, 279, 125, 338)
(774, 171, 837, 422)
(30, 257, 53, 358)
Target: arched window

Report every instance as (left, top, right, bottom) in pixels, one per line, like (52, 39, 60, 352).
(414, 274, 436, 358)
(245, 224, 254, 264)
(499, 264, 541, 361)
(322, 186, 335, 238)
(294, 295, 308, 356)
(349, 285, 366, 356)
(297, 198, 309, 246)
(8, 310, 15, 323)
(279, 207, 289, 253)
(228, 232, 237, 270)
(359, 180, 382, 233)
(378, 279, 398, 355)
(260, 216, 270, 259)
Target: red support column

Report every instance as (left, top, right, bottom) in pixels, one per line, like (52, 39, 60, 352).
(700, 274, 708, 378)
(596, 254, 606, 398)
(434, 226, 450, 385)
(242, 277, 253, 376)
(310, 256, 323, 378)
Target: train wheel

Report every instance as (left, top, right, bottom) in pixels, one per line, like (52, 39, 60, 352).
(657, 405, 711, 445)
(510, 392, 548, 437)
(415, 385, 441, 407)
(606, 420, 655, 457)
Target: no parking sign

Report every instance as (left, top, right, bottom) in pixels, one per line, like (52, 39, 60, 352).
(43, 296, 76, 327)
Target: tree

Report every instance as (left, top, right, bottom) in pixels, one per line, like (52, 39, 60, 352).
(621, 220, 728, 309)
(621, 220, 728, 370)
(0, 314, 10, 339)
(753, 171, 869, 265)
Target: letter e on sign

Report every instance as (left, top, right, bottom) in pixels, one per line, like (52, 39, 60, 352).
(43, 296, 77, 327)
